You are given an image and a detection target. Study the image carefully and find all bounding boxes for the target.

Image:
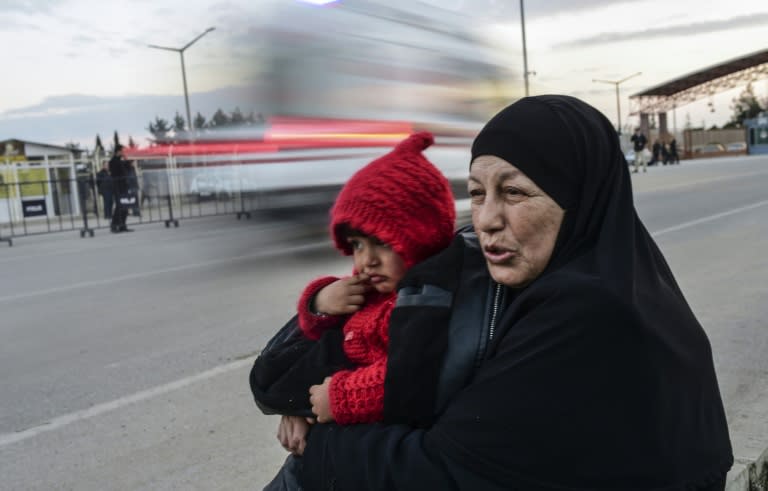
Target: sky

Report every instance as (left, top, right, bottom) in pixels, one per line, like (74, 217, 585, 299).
(1, 0, 767, 149)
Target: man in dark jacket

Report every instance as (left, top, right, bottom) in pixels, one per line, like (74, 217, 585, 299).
(95, 163, 113, 219)
(109, 146, 133, 232)
(630, 127, 648, 173)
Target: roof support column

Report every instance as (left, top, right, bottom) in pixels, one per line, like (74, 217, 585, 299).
(640, 113, 650, 140)
(658, 112, 668, 138)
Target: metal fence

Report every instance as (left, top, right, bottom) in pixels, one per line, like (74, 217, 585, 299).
(0, 171, 274, 247)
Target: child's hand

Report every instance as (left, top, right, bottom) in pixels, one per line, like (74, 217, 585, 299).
(309, 376, 334, 423)
(314, 274, 371, 315)
(277, 415, 310, 455)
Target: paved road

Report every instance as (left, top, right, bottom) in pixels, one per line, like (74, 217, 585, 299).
(0, 155, 766, 490)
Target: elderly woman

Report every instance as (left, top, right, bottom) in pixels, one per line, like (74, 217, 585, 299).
(292, 95, 733, 490)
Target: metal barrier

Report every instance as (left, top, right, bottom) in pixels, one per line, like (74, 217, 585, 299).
(0, 172, 272, 245)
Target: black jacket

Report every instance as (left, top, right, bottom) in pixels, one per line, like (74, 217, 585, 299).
(108, 155, 128, 195)
(96, 169, 112, 195)
(250, 232, 493, 427)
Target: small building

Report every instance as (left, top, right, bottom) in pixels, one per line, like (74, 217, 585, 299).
(1, 139, 83, 223)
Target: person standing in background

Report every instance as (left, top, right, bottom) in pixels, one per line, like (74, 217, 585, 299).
(96, 163, 113, 219)
(669, 136, 680, 164)
(109, 146, 133, 233)
(630, 127, 648, 173)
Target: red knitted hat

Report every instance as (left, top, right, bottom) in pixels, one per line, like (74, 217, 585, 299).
(330, 132, 456, 268)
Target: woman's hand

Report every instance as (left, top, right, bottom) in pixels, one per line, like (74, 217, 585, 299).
(314, 274, 371, 315)
(277, 415, 310, 455)
(309, 376, 335, 423)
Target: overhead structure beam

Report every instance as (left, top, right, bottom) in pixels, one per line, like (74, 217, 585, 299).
(629, 48, 768, 115)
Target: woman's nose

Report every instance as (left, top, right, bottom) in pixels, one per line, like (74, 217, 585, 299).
(474, 197, 504, 233)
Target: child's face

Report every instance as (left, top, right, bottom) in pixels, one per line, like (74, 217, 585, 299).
(347, 234, 407, 294)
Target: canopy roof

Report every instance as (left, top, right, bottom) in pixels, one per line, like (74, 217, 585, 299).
(632, 48, 768, 98)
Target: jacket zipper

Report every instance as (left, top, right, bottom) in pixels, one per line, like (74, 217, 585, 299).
(488, 283, 503, 341)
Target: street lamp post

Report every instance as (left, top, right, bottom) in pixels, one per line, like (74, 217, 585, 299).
(148, 27, 215, 131)
(520, 0, 530, 97)
(592, 72, 642, 134)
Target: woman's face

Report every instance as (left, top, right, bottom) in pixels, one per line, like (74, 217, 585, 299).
(468, 156, 565, 288)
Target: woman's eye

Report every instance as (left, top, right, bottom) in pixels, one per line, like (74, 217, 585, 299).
(504, 187, 524, 197)
(468, 189, 484, 198)
(349, 239, 362, 250)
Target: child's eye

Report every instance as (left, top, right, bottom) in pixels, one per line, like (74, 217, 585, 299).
(370, 236, 389, 248)
(348, 238, 362, 250)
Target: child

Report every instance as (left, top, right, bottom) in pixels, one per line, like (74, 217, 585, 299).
(253, 132, 456, 489)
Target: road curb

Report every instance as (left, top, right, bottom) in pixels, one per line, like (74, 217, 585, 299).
(726, 449, 768, 491)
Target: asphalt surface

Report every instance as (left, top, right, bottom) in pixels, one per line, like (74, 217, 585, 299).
(0, 155, 767, 490)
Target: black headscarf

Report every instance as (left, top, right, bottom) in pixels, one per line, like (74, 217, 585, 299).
(469, 94, 711, 339)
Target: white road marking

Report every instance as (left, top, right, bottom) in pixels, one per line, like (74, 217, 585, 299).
(651, 200, 768, 237)
(0, 241, 328, 304)
(0, 358, 253, 447)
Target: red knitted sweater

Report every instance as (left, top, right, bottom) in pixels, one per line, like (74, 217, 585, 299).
(298, 276, 396, 425)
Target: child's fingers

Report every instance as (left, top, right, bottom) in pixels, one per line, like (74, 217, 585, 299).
(354, 273, 370, 283)
(347, 294, 366, 305)
(346, 284, 368, 295)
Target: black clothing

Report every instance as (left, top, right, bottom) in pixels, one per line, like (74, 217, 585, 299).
(96, 169, 113, 219)
(108, 155, 128, 195)
(650, 141, 663, 165)
(302, 96, 732, 490)
(251, 233, 495, 428)
(109, 155, 129, 230)
(669, 138, 680, 164)
(253, 233, 494, 491)
(250, 317, 352, 417)
(630, 131, 647, 152)
(96, 169, 112, 195)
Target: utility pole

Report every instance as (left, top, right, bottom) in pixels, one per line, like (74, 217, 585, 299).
(520, 0, 530, 96)
(148, 27, 215, 131)
(592, 72, 642, 134)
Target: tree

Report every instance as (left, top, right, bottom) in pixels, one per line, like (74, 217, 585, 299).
(725, 83, 766, 128)
(94, 134, 105, 156)
(230, 107, 245, 125)
(194, 112, 207, 129)
(128, 136, 138, 149)
(147, 116, 171, 139)
(210, 108, 230, 128)
(173, 112, 186, 132)
(113, 130, 122, 151)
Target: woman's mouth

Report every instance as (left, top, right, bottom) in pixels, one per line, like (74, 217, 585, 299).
(483, 245, 516, 264)
(368, 275, 386, 284)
